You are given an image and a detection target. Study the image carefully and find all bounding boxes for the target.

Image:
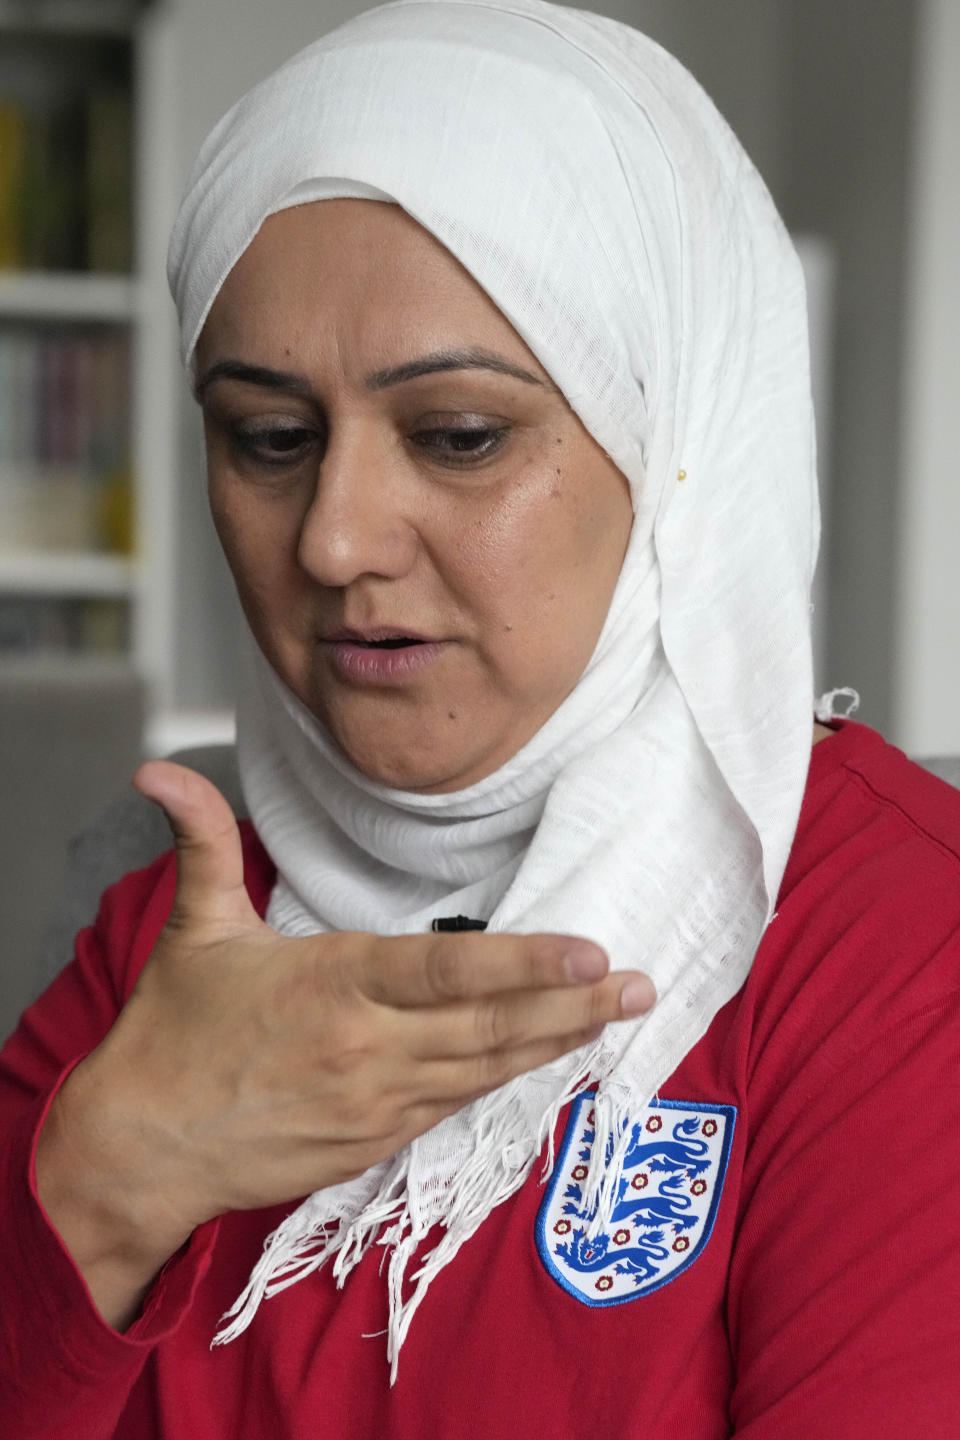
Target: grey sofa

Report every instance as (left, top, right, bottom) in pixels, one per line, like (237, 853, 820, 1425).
(34, 744, 246, 996)
(0, 661, 145, 1040)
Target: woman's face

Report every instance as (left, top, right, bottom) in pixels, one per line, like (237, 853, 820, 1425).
(196, 200, 633, 792)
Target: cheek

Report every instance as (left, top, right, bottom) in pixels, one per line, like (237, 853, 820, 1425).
(207, 471, 305, 628)
(456, 456, 629, 602)
(441, 480, 558, 636)
(208, 483, 260, 597)
(444, 447, 632, 676)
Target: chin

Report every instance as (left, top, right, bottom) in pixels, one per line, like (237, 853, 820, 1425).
(300, 677, 521, 793)
(347, 749, 467, 793)
(329, 729, 486, 794)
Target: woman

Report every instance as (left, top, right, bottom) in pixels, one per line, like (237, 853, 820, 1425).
(2, 1, 959, 1435)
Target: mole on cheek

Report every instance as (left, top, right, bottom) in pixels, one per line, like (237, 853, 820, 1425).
(447, 709, 458, 721)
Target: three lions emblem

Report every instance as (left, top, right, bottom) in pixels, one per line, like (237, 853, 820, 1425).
(536, 1093, 736, 1305)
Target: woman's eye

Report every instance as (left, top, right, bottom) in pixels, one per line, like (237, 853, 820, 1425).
(410, 424, 509, 465)
(232, 420, 318, 465)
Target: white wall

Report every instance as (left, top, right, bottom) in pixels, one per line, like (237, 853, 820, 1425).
(779, 0, 916, 737)
(603, 0, 788, 193)
(168, 0, 365, 168)
(896, 0, 960, 754)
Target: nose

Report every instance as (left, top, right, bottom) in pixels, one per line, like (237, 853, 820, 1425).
(296, 428, 418, 588)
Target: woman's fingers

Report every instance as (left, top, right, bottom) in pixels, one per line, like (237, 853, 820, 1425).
(95, 852, 656, 1220)
(307, 929, 654, 1123)
(414, 1025, 609, 1110)
(132, 760, 260, 932)
(344, 928, 612, 1009)
(398, 970, 654, 1061)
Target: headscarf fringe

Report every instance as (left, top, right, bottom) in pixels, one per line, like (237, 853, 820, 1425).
(814, 688, 860, 722)
(214, 1053, 609, 1372)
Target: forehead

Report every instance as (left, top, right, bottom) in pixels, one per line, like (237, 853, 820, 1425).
(196, 198, 548, 382)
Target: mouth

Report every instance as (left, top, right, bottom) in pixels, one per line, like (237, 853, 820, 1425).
(353, 637, 425, 650)
(323, 627, 432, 648)
(319, 627, 445, 686)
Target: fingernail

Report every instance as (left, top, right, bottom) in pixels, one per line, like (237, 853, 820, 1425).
(563, 941, 608, 983)
(620, 978, 656, 1017)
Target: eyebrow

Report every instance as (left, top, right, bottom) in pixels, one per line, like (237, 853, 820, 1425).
(365, 348, 546, 390)
(193, 360, 310, 403)
(193, 347, 547, 402)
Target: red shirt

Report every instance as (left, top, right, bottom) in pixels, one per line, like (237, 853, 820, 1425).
(3, 721, 960, 1438)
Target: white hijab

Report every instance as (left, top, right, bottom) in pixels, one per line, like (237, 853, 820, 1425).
(168, 0, 818, 1375)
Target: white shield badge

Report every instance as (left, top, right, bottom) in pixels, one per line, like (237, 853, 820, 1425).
(536, 1092, 736, 1306)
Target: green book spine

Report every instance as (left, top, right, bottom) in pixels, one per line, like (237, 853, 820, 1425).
(85, 86, 133, 273)
(0, 103, 27, 269)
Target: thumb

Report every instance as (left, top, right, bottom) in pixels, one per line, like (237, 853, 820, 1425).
(132, 760, 260, 932)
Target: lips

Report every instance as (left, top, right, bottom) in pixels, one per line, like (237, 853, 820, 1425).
(323, 626, 432, 647)
(319, 627, 446, 685)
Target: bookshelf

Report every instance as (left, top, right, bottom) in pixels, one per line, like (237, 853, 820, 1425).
(0, 271, 138, 321)
(0, 2, 138, 35)
(0, 0, 185, 727)
(0, 550, 134, 595)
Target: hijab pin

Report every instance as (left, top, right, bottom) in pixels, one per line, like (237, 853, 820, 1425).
(678, 468, 687, 482)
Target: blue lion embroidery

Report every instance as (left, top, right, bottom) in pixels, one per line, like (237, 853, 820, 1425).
(554, 1228, 670, 1285)
(537, 1095, 736, 1306)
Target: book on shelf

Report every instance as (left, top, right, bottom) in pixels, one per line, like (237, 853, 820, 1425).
(0, 326, 132, 553)
(0, 82, 132, 274)
(0, 102, 26, 270)
(0, 595, 128, 655)
(85, 86, 132, 274)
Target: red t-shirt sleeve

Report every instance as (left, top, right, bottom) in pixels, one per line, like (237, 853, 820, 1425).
(726, 742, 960, 1438)
(0, 860, 221, 1440)
(729, 988, 960, 1437)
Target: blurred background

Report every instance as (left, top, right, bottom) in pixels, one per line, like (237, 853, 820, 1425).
(0, 0, 958, 1035)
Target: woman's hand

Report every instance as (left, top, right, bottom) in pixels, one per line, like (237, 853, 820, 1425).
(36, 761, 655, 1329)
